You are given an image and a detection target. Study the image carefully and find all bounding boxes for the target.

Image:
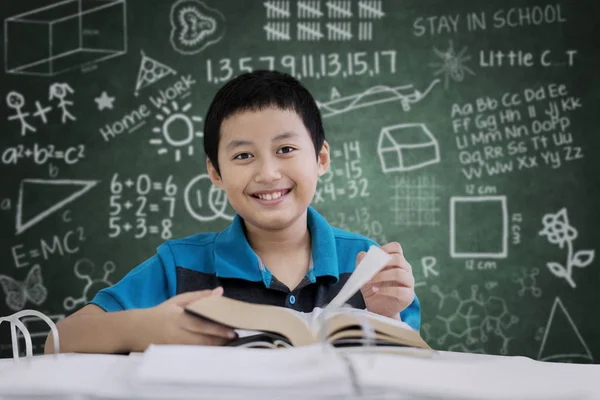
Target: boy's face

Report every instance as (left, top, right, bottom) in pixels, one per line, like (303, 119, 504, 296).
(207, 107, 329, 231)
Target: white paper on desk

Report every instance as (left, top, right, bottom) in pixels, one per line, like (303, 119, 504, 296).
(346, 352, 600, 400)
(0, 354, 121, 396)
(136, 343, 353, 394)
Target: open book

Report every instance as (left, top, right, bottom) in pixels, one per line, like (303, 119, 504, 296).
(185, 246, 431, 350)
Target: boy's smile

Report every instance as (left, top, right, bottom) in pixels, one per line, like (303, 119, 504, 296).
(250, 188, 292, 204)
(207, 107, 329, 232)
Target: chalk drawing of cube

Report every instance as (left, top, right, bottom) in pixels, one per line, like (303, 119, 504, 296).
(377, 123, 440, 173)
(4, 0, 127, 76)
(450, 196, 508, 259)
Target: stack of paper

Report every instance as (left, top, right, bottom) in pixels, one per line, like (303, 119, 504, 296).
(132, 343, 356, 398)
(346, 351, 600, 400)
(0, 353, 124, 398)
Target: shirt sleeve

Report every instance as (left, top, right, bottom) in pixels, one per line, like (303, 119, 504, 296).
(88, 253, 171, 312)
(400, 294, 421, 332)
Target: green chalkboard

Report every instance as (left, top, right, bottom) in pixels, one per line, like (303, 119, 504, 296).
(1, 0, 599, 363)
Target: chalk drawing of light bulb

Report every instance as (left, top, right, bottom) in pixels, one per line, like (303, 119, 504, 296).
(63, 259, 116, 311)
(149, 101, 203, 162)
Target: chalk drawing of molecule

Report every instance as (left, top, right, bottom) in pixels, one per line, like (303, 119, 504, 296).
(63, 259, 116, 310)
(513, 268, 542, 298)
(422, 284, 519, 355)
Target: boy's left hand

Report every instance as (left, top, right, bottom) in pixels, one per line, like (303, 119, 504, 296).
(358, 242, 415, 319)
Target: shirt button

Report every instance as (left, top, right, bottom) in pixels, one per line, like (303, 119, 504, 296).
(289, 295, 296, 305)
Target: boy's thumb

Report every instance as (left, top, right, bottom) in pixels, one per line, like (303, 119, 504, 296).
(356, 251, 367, 265)
(172, 287, 223, 306)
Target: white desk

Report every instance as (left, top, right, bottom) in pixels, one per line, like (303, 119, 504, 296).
(0, 347, 598, 400)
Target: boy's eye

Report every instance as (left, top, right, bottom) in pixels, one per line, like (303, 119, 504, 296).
(233, 153, 253, 160)
(277, 146, 295, 154)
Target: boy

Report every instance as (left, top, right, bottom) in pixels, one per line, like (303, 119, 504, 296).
(45, 70, 419, 354)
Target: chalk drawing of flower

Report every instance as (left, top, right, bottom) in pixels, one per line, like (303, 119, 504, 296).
(539, 208, 595, 288)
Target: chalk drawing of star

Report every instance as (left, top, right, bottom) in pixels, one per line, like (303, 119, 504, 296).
(94, 91, 115, 111)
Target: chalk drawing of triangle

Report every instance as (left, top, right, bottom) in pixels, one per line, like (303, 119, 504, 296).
(16, 179, 99, 235)
(537, 297, 593, 363)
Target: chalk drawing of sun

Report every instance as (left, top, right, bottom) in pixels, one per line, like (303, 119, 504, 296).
(149, 101, 203, 162)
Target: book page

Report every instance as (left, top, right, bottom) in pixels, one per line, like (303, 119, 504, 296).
(322, 245, 391, 315)
(185, 295, 314, 346)
(322, 310, 431, 349)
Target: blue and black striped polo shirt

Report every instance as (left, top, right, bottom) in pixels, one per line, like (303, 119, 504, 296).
(91, 206, 421, 331)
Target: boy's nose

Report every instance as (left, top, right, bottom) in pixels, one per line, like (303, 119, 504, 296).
(254, 159, 282, 183)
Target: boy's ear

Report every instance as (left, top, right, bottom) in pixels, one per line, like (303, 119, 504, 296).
(317, 140, 331, 177)
(206, 158, 223, 188)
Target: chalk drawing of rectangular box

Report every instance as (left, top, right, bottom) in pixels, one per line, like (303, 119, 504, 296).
(450, 196, 508, 259)
(5, 0, 127, 76)
(378, 123, 440, 173)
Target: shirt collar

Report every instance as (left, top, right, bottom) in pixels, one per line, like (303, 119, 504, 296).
(213, 206, 339, 283)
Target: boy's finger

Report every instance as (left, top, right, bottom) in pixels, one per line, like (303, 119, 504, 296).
(181, 330, 230, 346)
(369, 269, 413, 287)
(182, 314, 237, 339)
(382, 254, 412, 273)
(380, 242, 403, 255)
(371, 286, 413, 301)
(355, 251, 367, 265)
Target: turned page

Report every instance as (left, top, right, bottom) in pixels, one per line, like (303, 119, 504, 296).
(321, 245, 392, 318)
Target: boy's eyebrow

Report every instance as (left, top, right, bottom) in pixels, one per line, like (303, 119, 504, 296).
(272, 131, 299, 141)
(226, 139, 253, 151)
(226, 132, 299, 151)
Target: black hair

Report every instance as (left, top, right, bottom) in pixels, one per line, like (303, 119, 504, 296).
(203, 70, 325, 176)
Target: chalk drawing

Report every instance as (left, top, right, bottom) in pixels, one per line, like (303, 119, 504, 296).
(512, 268, 542, 297)
(149, 101, 203, 162)
(5, 0, 127, 76)
(170, 0, 225, 55)
(539, 208, 595, 288)
(134, 50, 177, 96)
(416, 256, 438, 288)
(33, 101, 52, 124)
(391, 175, 441, 227)
(264, 1, 291, 19)
(450, 196, 508, 259)
(429, 40, 475, 89)
(378, 123, 440, 173)
(184, 174, 234, 222)
(326, 1, 352, 19)
(63, 259, 115, 310)
(265, 0, 383, 41)
(297, 1, 323, 19)
(6, 91, 36, 136)
(0, 265, 47, 311)
(94, 91, 115, 111)
(537, 297, 593, 363)
(48, 83, 76, 123)
(358, 1, 384, 19)
(317, 79, 440, 118)
(16, 179, 99, 235)
(424, 284, 518, 355)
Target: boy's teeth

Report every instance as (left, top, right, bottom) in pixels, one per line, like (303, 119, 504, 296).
(258, 191, 284, 200)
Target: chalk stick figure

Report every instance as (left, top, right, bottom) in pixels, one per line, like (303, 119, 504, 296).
(49, 83, 76, 123)
(6, 91, 36, 136)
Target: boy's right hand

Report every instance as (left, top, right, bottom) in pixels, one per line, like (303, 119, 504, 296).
(131, 287, 237, 352)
